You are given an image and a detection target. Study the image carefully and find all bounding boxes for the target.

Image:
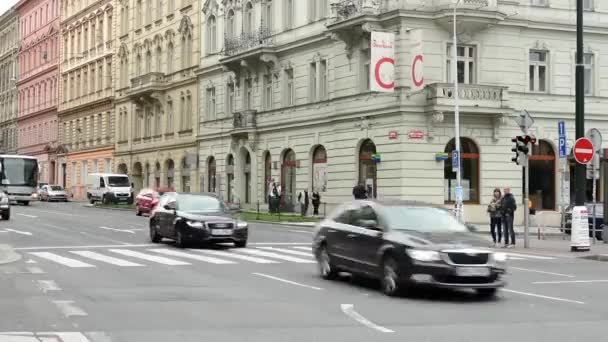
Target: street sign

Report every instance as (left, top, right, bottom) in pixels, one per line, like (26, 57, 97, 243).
(573, 138, 594, 164)
(513, 109, 534, 133)
(558, 121, 567, 158)
(586, 128, 603, 152)
(452, 150, 460, 172)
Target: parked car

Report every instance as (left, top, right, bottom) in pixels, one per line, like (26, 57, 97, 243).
(0, 191, 10, 220)
(149, 192, 248, 248)
(564, 203, 604, 240)
(312, 200, 507, 297)
(135, 188, 160, 216)
(39, 185, 69, 202)
(86, 173, 133, 204)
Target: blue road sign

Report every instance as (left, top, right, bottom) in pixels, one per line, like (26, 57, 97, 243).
(452, 150, 460, 172)
(558, 121, 566, 137)
(558, 121, 567, 158)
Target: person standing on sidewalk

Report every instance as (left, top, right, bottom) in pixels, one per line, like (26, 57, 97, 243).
(487, 188, 503, 247)
(352, 182, 367, 199)
(501, 187, 517, 248)
(311, 190, 321, 216)
(297, 189, 310, 216)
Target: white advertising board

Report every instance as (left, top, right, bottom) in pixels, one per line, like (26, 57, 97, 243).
(370, 31, 395, 93)
(570, 206, 591, 251)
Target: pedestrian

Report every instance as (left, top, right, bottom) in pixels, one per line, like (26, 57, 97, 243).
(501, 187, 517, 248)
(352, 182, 367, 199)
(311, 190, 321, 216)
(487, 188, 502, 247)
(270, 182, 281, 214)
(297, 189, 310, 216)
(267, 179, 274, 212)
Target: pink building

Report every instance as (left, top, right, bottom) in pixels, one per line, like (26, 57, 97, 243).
(15, 0, 60, 183)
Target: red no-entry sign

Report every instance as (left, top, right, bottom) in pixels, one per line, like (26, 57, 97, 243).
(573, 137, 595, 164)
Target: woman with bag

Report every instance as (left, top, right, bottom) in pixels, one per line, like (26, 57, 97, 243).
(487, 188, 503, 247)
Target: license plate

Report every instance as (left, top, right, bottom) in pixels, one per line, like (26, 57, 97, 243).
(211, 229, 233, 236)
(456, 267, 490, 277)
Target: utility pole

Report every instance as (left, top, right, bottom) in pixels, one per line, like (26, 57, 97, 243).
(452, 0, 463, 223)
(574, 0, 585, 206)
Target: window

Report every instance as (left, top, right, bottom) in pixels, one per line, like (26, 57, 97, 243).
(320, 59, 327, 100)
(207, 16, 217, 54)
(583, 0, 593, 10)
(312, 145, 327, 192)
(146, 0, 152, 24)
(284, 68, 294, 106)
(166, 99, 174, 133)
(309, 0, 317, 21)
(530, 0, 548, 6)
(146, 51, 152, 73)
(444, 138, 480, 203)
(97, 114, 102, 140)
(226, 82, 235, 114)
(245, 2, 254, 33)
(207, 157, 216, 193)
(136, 54, 142, 76)
(263, 72, 272, 110)
(244, 78, 253, 110)
(227, 10, 235, 38)
(144, 108, 151, 137)
(80, 160, 87, 184)
(155, 47, 162, 74)
(98, 64, 103, 90)
(263, 1, 273, 29)
(285, 0, 294, 29)
(181, 35, 192, 68)
(206, 87, 216, 119)
(157, 0, 163, 17)
(529, 140, 556, 211)
(136, 0, 143, 27)
(319, 0, 328, 18)
(168, 0, 174, 12)
(104, 158, 111, 173)
(447, 44, 476, 84)
(186, 93, 192, 129)
(90, 66, 96, 93)
(529, 51, 548, 92)
(179, 96, 186, 130)
(358, 139, 377, 198)
(361, 47, 370, 91)
(135, 110, 142, 138)
(83, 70, 88, 95)
(83, 27, 88, 54)
(584, 53, 593, 95)
(263, 152, 271, 202)
(154, 105, 161, 135)
(309, 62, 317, 101)
(167, 43, 174, 73)
(92, 159, 98, 174)
(71, 161, 76, 186)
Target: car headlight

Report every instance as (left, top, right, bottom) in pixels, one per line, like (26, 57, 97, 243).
(186, 221, 205, 228)
(32, 193, 38, 198)
(236, 221, 248, 229)
(406, 249, 441, 262)
(492, 252, 508, 263)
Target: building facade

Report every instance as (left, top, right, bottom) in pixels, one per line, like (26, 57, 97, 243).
(114, 0, 200, 194)
(15, 0, 60, 183)
(198, 0, 608, 224)
(0, 9, 19, 154)
(58, 0, 115, 199)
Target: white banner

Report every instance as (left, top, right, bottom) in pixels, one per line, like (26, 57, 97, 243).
(410, 29, 424, 90)
(370, 31, 395, 92)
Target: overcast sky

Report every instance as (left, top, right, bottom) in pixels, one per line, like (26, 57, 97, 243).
(0, 0, 19, 17)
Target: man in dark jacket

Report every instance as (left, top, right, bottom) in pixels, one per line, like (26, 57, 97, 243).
(352, 182, 367, 199)
(501, 187, 517, 248)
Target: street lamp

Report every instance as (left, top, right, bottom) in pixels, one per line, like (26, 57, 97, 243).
(452, 0, 463, 223)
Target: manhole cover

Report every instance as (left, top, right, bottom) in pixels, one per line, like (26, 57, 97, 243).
(580, 254, 608, 262)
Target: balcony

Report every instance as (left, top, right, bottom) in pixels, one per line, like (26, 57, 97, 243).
(128, 72, 167, 101)
(230, 110, 257, 138)
(220, 26, 277, 79)
(430, 0, 506, 36)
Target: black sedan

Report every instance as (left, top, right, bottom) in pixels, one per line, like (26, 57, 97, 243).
(312, 200, 507, 297)
(149, 192, 248, 248)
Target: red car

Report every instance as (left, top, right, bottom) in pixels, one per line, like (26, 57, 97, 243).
(135, 187, 174, 216)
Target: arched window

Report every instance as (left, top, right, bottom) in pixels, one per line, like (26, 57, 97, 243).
(444, 137, 480, 203)
(529, 140, 556, 210)
(154, 162, 161, 188)
(244, 2, 254, 33)
(181, 157, 190, 192)
(208, 156, 216, 193)
(181, 35, 192, 69)
(166, 43, 173, 73)
(227, 154, 234, 203)
(312, 145, 327, 192)
(263, 151, 271, 202)
(281, 149, 296, 206)
(135, 53, 142, 76)
(166, 159, 175, 188)
(207, 16, 217, 54)
(145, 50, 152, 73)
(358, 139, 377, 198)
(155, 46, 162, 73)
(226, 10, 235, 38)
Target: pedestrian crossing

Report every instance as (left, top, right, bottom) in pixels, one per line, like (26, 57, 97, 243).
(24, 246, 555, 270)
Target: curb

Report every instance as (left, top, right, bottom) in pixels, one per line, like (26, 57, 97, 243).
(82, 204, 134, 212)
(249, 220, 317, 228)
(0, 244, 21, 265)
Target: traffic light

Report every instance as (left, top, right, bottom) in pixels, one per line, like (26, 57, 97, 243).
(511, 135, 536, 165)
(511, 137, 521, 165)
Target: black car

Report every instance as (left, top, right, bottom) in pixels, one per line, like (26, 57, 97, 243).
(149, 192, 248, 248)
(312, 200, 507, 297)
(0, 191, 10, 220)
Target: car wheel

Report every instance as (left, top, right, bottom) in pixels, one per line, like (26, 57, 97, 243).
(381, 256, 402, 297)
(1, 212, 9, 220)
(136, 205, 142, 216)
(175, 229, 187, 248)
(234, 240, 247, 248)
(22, 201, 29, 206)
(149, 220, 161, 243)
(316, 244, 338, 280)
(476, 288, 498, 299)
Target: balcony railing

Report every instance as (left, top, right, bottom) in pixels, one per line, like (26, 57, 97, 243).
(232, 110, 257, 130)
(130, 72, 166, 89)
(426, 83, 507, 109)
(224, 26, 274, 56)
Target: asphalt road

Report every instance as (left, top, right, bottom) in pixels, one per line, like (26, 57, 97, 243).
(1, 201, 608, 342)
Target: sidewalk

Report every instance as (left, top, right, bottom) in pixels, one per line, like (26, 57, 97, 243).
(488, 236, 608, 258)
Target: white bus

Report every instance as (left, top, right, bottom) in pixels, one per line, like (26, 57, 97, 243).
(0, 155, 39, 205)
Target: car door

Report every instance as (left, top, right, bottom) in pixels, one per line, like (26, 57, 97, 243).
(328, 203, 362, 270)
(348, 204, 384, 275)
(160, 193, 178, 238)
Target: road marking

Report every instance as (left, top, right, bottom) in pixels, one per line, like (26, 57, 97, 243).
(288, 230, 313, 234)
(16, 213, 37, 218)
(0, 230, 6, 233)
(292, 246, 313, 251)
(503, 289, 585, 305)
(70, 251, 144, 267)
(149, 249, 236, 264)
(26, 267, 45, 274)
(257, 246, 313, 257)
(248, 242, 311, 246)
(196, 249, 278, 264)
(236, 248, 315, 263)
(52, 300, 88, 317)
(29, 252, 95, 268)
(109, 249, 191, 266)
(253, 272, 322, 291)
(15, 243, 158, 251)
(36, 280, 61, 293)
(99, 226, 135, 234)
(506, 253, 555, 260)
(5, 228, 32, 236)
(510, 267, 575, 278)
(25, 259, 37, 264)
(532, 279, 608, 284)
(340, 304, 394, 333)
(79, 231, 131, 245)
(0, 332, 92, 341)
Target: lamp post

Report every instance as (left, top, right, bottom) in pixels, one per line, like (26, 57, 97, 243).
(452, 0, 463, 223)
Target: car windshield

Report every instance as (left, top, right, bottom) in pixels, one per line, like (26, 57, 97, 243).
(108, 176, 130, 187)
(177, 194, 226, 214)
(381, 206, 468, 233)
(50, 186, 63, 191)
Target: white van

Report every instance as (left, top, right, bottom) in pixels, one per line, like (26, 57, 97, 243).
(86, 173, 133, 204)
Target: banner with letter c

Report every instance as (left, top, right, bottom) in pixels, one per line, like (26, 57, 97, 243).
(410, 29, 424, 90)
(370, 31, 395, 93)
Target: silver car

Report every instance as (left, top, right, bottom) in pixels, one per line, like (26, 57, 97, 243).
(40, 185, 69, 202)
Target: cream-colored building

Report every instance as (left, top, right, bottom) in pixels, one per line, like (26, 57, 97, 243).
(114, 0, 200, 193)
(0, 9, 19, 154)
(58, 0, 115, 199)
(198, 0, 608, 223)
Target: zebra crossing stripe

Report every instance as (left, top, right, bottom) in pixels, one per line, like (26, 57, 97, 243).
(70, 251, 144, 267)
(506, 253, 555, 260)
(108, 249, 191, 265)
(149, 249, 236, 264)
(195, 249, 279, 264)
(235, 248, 315, 263)
(292, 246, 313, 251)
(29, 252, 95, 268)
(256, 247, 313, 257)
